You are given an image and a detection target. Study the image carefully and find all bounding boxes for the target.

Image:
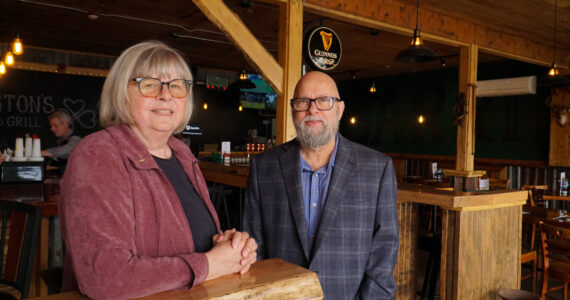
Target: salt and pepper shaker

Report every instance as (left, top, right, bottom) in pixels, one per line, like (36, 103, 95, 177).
(14, 137, 24, 158)
(32, 134, 42, 159)
(24, 134, 33, 158)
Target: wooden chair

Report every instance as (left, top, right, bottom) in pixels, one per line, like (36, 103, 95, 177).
(538, 220, 570, 300)
(523, 185, 549, 207)
(522, 214, 538, 293)
(487, 177, 511, 190)
(0, 200, 42, 300)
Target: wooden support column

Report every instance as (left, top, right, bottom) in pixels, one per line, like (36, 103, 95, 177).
(456, 44, 477, 172)
(446, 44, 485, 191)
(193, 0, 283, 94)
(276, 0, 303, 144)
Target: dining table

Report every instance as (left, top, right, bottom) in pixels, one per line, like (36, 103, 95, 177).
(543, 190, 570, 202)
(28, 258, 323, 300)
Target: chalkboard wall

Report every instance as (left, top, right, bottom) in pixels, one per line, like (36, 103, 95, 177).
(0, 69, 104, 150)
(0, 69, 270, 152)
(338, 61, 550, 161)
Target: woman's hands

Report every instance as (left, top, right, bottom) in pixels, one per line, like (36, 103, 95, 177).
(205, 229, 258, 280)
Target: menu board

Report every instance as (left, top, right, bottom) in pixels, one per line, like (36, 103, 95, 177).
(0, 69, 104, 150)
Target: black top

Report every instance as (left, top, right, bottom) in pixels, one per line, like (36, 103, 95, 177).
(153, 154, 216, 253)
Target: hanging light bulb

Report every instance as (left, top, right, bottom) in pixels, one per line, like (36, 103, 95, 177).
(203, 100, 208, 110)
(238, 105, 243, 112)
(13, 35, 23, 55)
(548, 0, 559, 77)
(350, 117, 356, 124)
(369, 83, 377, 93)
(418, 115, 425, 124)
(5, 51, 15, 66)
(548, 63, 559, 77)
(239, 70, 248, 81)
(0, 62, 6, 75)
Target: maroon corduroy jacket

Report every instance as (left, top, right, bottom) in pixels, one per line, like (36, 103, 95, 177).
(59, 125, 221, 299)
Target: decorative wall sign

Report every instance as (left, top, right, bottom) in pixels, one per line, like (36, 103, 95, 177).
(304, 26, 342, 72)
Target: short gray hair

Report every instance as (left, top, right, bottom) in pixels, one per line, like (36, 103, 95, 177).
(49, 110, 71, 126)
(99, 40, 194, 133)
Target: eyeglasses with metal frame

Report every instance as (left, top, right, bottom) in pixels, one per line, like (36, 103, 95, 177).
(290, 96, 341, 112)
(131, 77, 193, 98)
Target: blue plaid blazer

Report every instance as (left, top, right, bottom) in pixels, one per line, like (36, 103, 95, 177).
(243, 135, 399, 300)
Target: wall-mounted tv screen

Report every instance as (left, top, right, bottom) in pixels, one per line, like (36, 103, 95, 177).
(239, 74, 277, 110)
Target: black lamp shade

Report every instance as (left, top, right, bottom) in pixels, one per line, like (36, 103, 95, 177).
(395, 45, 438, 63)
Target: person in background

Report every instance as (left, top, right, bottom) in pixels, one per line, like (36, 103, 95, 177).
(60, 41, 257, 299)
(243, 71, 399, 299)
(41, 110, 81, 173)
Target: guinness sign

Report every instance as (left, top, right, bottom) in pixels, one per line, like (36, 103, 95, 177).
(304, 26, 342, 72)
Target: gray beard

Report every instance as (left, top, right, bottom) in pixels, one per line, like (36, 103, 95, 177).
(294, 115, 338, 149)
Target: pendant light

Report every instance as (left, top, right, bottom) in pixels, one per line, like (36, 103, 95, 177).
(229, 69, 257, 89)
(369, 30, 378, 93)
(5, 51, 14, 66)
(13, 35, 23, 55)
(395, 0, 438, 63)
(548, 0, 559, 77)
(0, 62, 6, 75)
(203, 100, 208, 110)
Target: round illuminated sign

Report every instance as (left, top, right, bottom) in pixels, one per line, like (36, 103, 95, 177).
(305, 26, 342, 72)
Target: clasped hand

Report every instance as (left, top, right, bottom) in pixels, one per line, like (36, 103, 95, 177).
(205, 229, 257, 280)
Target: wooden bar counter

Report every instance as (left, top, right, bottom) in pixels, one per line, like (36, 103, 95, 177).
(30, 259, 323, 300)
(394, 183, 527, 300)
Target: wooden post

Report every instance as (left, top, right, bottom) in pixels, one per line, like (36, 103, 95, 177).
(276, 0, 303, 144)
(456, 44, 477, 172)
(446, 44, 485, 191)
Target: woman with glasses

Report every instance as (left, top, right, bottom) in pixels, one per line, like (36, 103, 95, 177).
(59, 41, 257, 299)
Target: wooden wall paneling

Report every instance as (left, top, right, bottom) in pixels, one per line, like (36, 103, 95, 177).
(444, 206, 521, 299)
(439, 209, 456, 300)
(394, 202, 418, 300)
(548, 87, 570, 167)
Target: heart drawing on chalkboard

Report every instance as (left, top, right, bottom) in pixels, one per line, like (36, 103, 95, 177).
(63, 98, 97, 129)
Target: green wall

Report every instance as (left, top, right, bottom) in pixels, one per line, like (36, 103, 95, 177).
(338, 61, 550, 161)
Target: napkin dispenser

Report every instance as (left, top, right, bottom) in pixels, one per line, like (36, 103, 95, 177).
(1, 161, 45, 183)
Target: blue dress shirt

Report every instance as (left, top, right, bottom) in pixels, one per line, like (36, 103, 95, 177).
(300, 135, 339, 249)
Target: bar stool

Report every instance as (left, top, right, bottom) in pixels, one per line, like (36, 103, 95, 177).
(417, 205, 441, 300)
(208, 184, 232, 229)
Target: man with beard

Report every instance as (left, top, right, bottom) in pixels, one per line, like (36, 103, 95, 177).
(243, 71, 399, 299)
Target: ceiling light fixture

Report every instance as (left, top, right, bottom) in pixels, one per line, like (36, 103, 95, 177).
(12, 35, 23, 55)
(369, 30, 378, 93)
(395, 0, 438, 63)
(5, 51, 15, 66)
(229, 68, 257, 89)
(548, 0, 559, 77)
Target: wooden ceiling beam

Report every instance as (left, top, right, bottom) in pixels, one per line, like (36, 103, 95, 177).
(193, 0, 283, 94)
(301, 0, 569, 68)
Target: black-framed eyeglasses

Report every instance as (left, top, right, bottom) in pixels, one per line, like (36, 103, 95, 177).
(290, 96, 341, 112)
(131, 77, 193, 98)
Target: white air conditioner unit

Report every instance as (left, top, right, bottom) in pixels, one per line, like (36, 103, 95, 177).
(476, 76, 537, 97)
